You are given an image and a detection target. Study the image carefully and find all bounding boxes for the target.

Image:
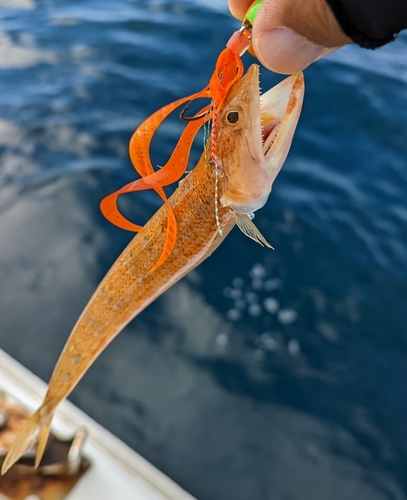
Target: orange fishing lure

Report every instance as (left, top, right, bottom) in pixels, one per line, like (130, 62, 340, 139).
(101, 32, 250, 273)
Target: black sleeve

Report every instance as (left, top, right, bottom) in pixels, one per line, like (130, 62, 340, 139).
(326, 0, 407, 48)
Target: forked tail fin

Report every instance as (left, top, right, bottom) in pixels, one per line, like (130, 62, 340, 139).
(1, 405, 53, 475)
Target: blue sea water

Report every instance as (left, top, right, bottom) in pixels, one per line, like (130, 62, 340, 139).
(0, 0, 407, 499)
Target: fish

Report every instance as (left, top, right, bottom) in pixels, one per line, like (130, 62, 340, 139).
(1, 64, 304, 475)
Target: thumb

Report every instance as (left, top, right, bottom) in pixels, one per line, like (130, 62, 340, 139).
(229, 0, 352, 74)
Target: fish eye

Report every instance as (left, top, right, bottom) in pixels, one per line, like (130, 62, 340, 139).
(226, 111, 239, 124)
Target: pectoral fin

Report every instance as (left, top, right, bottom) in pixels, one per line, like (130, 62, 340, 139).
(234, 213, 274, 249)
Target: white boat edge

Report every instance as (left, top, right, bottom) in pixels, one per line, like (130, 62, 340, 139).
(0, 348, 197, 500)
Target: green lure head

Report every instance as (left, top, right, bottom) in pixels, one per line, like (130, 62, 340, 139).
(243, 0, 265, 27)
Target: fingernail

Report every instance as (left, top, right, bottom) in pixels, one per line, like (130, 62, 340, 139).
(255, 28, 325, 74)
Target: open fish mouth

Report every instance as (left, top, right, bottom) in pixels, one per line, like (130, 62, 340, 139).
(214, 64, 304, 216)
(260, 72, 304, 160)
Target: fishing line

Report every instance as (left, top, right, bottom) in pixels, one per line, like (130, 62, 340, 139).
(210, 103, 223, 237)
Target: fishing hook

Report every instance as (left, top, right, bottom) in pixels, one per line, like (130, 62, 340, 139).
(180, 101, 211, 122)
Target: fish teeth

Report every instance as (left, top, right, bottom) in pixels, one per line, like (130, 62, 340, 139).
(263, 121, 281, 155)
(260, 93, 265, 146)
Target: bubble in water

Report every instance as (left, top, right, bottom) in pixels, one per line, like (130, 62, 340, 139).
(264, 278, 282, 291)
(216, 332, 229, 347)
(230, 288, 242, 300)
(248, 304, 262, 317)
(278, 309, 298, 325)
(245, 292, 258, 303)
(263, 297, 279, 314)
(227, 309, 241, 321)
(287, 339, 300, 356)
(232, 277, 244, 288)
(249, 263, 266, 279)
(260, 332, 278, 351)
(223, 287, 232, 298)
(248, 212, 255, 220)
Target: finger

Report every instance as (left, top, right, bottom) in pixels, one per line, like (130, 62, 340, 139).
(251, 0, 352, 73)
(228, 0, 252, 19)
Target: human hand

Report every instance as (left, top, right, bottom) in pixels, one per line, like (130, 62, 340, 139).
(228, 0, 352, 74)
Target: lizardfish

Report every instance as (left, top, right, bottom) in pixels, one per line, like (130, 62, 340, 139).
(2, 65, 304, 474)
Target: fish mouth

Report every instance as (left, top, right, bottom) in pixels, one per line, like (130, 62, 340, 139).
(260, 72, 304, 161)
(218, 65, 304, 215)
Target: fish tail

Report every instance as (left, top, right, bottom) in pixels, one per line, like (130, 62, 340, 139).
(35, 411, 53, 468)
(1, 404, 53, 475)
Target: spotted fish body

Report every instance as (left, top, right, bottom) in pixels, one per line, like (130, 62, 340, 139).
(46, 154, 235, 409)
(2, 65, 304, 474)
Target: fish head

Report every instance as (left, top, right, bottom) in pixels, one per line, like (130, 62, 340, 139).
(216, 64, 304, 214)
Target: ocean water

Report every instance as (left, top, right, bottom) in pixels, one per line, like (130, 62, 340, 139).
(0, 1, 407, 499)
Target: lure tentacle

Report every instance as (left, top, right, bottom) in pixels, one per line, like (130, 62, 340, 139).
(100, 47, 244, 272)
